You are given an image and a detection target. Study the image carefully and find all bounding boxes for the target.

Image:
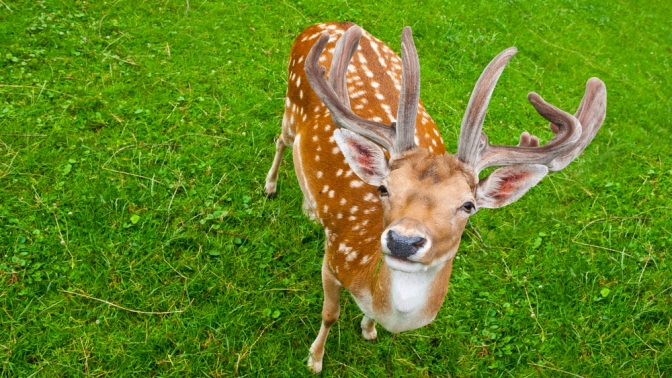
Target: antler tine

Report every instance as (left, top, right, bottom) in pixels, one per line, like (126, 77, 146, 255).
(546, 77, 607, 172)
(304, 27, 396, 154)
(473, 92, 582, 173)
(457, 47, 518, 166)
(394, 26, 421, 154)
(328, 26, 361, 108)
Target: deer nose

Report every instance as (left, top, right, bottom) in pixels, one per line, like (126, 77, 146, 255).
(386, 230, 427, 260)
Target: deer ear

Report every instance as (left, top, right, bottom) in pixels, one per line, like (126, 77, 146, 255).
(334, 129, 390, 186)
(476, 164, 548, 209)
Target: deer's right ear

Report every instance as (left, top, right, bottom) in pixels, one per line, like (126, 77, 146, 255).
(334, 129, 390, 186)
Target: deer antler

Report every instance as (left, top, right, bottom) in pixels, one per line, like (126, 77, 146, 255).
(394, 27, 420, 154)
(456, 48, 607, 174)
(304, 25, 421, 157)
(546, 77, 607, 172)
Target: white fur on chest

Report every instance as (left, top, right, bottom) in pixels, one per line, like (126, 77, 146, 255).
(352, 263, 443, 333)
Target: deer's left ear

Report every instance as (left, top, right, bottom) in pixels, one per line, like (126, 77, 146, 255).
(334, 129, 390, 186)
(476, 164, 548, 209)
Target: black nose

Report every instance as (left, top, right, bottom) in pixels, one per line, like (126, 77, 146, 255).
(387, 230, 426, 260)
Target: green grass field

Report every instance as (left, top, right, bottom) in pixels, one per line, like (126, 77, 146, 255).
(1, 0, 670, 376)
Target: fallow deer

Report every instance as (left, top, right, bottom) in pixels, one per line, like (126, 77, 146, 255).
(265, 22, 606, 373)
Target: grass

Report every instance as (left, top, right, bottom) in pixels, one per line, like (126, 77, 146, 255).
(0, 0, 670, 376)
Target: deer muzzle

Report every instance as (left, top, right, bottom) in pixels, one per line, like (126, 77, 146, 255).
(381, 218, 432, 263)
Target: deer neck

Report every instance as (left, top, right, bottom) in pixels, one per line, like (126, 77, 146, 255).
(364, 257, 454, 333)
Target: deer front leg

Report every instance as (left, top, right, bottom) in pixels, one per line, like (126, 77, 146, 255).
(308, 259, 341, 373)
(264, 136, 288, 198)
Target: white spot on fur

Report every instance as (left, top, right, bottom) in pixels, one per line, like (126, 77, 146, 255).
(328, 190, 335, 198)
(350, 180, 363, 188)
(338, 242, 352, 255)
(317, 171, 323, 178)
(340, 198, 347, 205)
(357, 53, 368, 64)
(381, 104, 395, 122)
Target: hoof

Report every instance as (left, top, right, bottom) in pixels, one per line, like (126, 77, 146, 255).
(308, 355, 322, 374)
(362, 318, 378, 343)
(266, 191, 277, 199)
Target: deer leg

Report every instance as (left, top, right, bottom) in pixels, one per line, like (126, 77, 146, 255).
(308, 259, 341, 374)
(291, 136, 318, 221)
(360, 315, 378, 341)
(265, 136, 288, 198)
(301, 197, 317, 221)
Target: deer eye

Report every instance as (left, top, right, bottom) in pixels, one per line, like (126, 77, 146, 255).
(461, 202, 475, 213)
(377, 185, 389, 198)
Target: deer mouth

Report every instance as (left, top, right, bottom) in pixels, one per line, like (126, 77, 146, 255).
(383, 253, 427, 273)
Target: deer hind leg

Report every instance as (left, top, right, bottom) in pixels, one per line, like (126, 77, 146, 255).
(264, 136, 288, 198)
(360, 315, 378, 341)
(308, 259, 341, 374)
(290, 135, 318, 221)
